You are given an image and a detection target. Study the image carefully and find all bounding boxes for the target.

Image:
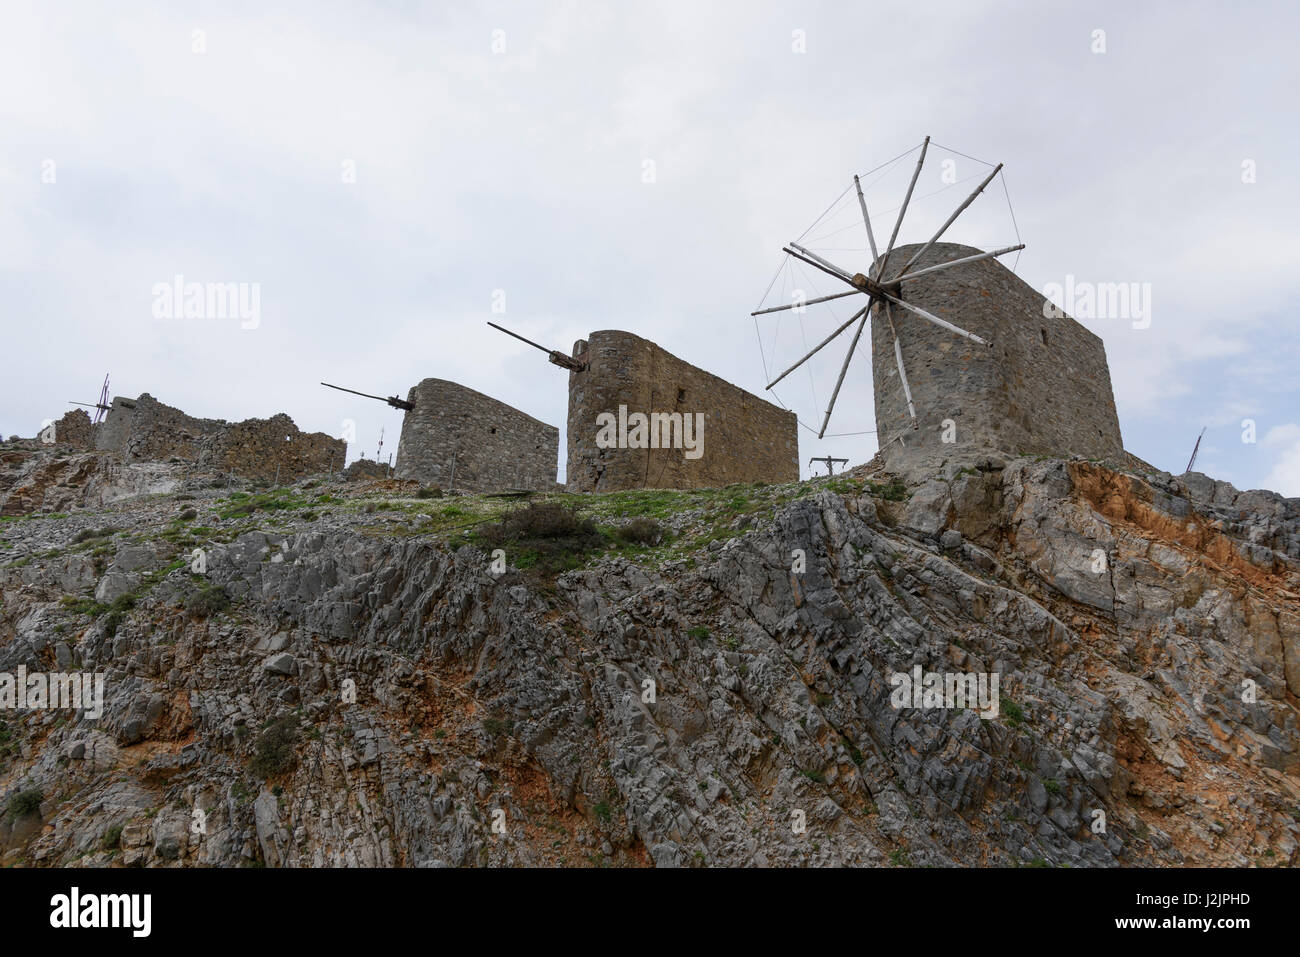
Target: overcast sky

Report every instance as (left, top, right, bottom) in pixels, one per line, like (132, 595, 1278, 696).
(2, 1, 1297, 493)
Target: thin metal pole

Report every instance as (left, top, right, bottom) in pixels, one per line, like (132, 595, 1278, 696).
(818, 307, 870, 438)
(751, 288, 862, 316)
(888, 163, 1004, 282)
(879, 290, 990, 346)
(766, 303, 869, 389)
(879, 135, 930, 279)
(889, 243, 1024, 283)
(486, 321, 551, 355)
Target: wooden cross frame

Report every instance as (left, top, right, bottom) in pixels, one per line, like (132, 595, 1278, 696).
(753, 136, 1025, 438)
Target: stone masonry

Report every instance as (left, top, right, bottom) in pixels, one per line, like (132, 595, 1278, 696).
(96, 393, 345, 481)
(49, 409, 96, 449)
(566, 330, 799, 492)
(393, 379, 558, 493)
(870, 242, 1124, 469)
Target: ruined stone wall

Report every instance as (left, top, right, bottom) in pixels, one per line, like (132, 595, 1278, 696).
(50, 409, 96, 449)
(393, 378, 558, 492)
(566, 330, 800, 492)
(96, 393, 344, 481)
(344, 459, 391, 481)
(870, 242, 1124, 469)
(207, 414, 346, 482)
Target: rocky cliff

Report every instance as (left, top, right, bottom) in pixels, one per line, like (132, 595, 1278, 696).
(1, 442, 1297, 867)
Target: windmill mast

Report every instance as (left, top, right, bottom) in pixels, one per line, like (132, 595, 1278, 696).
(1185, 427, 1207, 474)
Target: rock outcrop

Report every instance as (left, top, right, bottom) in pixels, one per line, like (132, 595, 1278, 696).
(0, 444, 1296, 867)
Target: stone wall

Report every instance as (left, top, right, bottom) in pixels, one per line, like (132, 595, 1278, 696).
(96, 393, 345, 481)
(566, 330, 800, 492)
(50, 409, 97, 449)
(870, 242, 1124, 469)
(393, 378, 558, 493)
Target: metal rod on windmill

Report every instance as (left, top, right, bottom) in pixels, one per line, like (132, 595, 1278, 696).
(1185, 427, 1207, 474)
(69, 373, 114, 424)
(320, 382, 415, 411)
(487, 322, 588, 371)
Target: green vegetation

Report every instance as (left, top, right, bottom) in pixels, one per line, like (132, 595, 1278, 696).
(6, 788, 43, 821)
(249, 715, 300, 779)
(216, 489, 314, 520)
(476, 502, 607, 577)
(101, 824, 123, 851)
(1001, 697, 1024, 727)
(184, 580, 231, 618)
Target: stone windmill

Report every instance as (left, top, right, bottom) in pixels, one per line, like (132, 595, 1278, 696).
(753, 136, 1126, 470)
(752, 136, 1023, 443)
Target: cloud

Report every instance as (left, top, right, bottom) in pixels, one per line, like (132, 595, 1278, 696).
(1261, 424, 1300, 497)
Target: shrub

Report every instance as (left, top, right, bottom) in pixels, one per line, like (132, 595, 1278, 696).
(486, 503, 594, 541)
(101, 824, 123, 851)
(6, 788, 43, 820)
(415, 486, 443, 499)
(73, 526, 118, 544)
(477, 503, 605, 577)
(249, 716, 299, 779)
(618, 517, 664, 546)
(103, 593, 137, 637)
(177, 508, 197, 522)
(184, 583, 231, 618)
(1000, 698, 1024, 727)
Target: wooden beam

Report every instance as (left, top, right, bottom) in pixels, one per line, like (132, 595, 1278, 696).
(879, 290, 991, 346)
(890, 243, 1024, 283)
(887, 303, 917, 423)
(765, 303, 870, 389)
(818, 309, 870, 438)
(751, 288, 864, 316)
(888, 162, 1004, 282)
(878, 135, 930, 280)
(787, 242, 855, 282)
(853, 174, 880, 273)
(782, 246, 858, 289)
